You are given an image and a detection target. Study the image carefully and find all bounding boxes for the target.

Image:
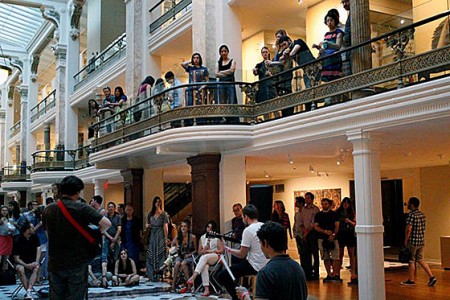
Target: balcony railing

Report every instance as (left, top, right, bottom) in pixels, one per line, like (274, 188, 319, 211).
(92, 10, 450, 152)
(74, 33, 126, 85)
(10, 121, 21, 138)
(149, 0, 192, 33)
(2, 165, 30, 182)
(31, 90, 56, 123)
(31, 145, 92, 172)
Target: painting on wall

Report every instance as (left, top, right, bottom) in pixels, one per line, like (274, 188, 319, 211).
(294, 188, 342, 208)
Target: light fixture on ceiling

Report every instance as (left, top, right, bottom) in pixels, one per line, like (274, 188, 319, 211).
(337, 148, 350, 166)
(0, 45, 12, 85)
(288, 153, 294, 165)
(309, 165, 315, 173)
(264, 170, 270, 178)
(298, 0, 303, 4)
(400, 19, 405, 25)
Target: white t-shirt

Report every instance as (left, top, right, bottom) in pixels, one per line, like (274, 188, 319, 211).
(241, 222, 268, 271)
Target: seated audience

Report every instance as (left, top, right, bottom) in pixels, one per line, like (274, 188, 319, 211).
(112, 249, 139, 286)
(173, 219, 197, 293)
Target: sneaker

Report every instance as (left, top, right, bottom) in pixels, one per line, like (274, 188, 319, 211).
(428, 276, 437, 287)
(332, 275, 343, 283)
(24, 291, 33, 299)
(323, 275, 334, 283)
(401, 279, 415, 286)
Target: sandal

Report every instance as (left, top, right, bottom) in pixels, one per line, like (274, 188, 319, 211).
(201, 291, 210, 297)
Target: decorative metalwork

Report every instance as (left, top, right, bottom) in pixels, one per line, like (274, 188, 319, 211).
(40, 6, 60, 40)
(31, 146, 92, 172)
(69, 0, 84, 40)
(31, 54, 40, 82)
(149, 0, 192, 33)
(31, 90, 56, 123)
(385, 28, 415, 61)
(303, 61, 322, 87)
(9, 59, 23, 74)
(240, 84, 257, 105)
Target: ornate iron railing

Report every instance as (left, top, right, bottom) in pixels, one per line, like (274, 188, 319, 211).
(2, 165, 30, 181)
(10, 121, 21, 138)
(30, 90, 56, 123)
(149, 0, 192, 33)
(74, 33, 126, 84)
(31, 145, 92, 172)
(91, 10, 450, 152)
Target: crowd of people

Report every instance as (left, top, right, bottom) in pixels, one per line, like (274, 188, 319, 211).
(0, 172, 436, 299)
(88, 2, 354, 130)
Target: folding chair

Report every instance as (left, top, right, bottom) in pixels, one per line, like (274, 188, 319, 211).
(7, 258, 42, 299)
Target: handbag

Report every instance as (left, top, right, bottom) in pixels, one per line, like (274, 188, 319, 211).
(141, 227, 151, 248)
(57, 201, 102, 259)
(399, 247, 412, 263)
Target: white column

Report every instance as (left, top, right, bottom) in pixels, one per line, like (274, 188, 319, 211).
(53, 44, 67, 148)
(219, 154, 247, 232)
(18, 85, 29, 165)
(347, 130, 385, 300)
(125, 0, 144, 98)
(93, 179, 105, 198)
(0, 85, 6, 168)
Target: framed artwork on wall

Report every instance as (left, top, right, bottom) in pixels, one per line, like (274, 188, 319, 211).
(294, 188, 342, 208)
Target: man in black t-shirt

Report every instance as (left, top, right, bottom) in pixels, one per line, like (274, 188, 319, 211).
(314, 198, 341, 283)
(43, 176, 111, 300)
(12, 221, 41, 299)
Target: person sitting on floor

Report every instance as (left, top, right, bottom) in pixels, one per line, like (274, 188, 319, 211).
(112, 249, 139, 287)
(12, 221, 41, 299)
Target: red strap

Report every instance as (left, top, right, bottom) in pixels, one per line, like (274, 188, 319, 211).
(57, 200, 95, 244)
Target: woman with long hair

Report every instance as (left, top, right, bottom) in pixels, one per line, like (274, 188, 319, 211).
(181, 52, 209, 107)
(113, 86, 127, 108)
(186, 220, 223, 296)
(7, 201, 20, 234)
(112, 249, 140, 286)
(173, 219, 197, 293)
(336, 197, 357, 285)
(146, 196, 169, 282)
(215, 45, 237, 105)
(271, 200, 292, 247)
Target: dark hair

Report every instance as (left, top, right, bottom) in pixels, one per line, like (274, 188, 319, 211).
(409, 197, 420, 208)
(278, 35, 291, 45)
(118, 249, 132, 273)
(337, 197, 355, 219)
(35, 205, 45, 220)
(295, 196, 305, 206)
(141, 76, 155, 86)
(233, 203, 242, 209)
(150, 196, 162, 217)
(260, 46, 271, 60)
(92, 195, 103, 205)
(8, 201, 20, 219)
(325, 9, 340, 25)
(164, 71, 175, 80)
(114, 86, 125, 97)
(218, 44, 230, 64)
(118, 204, 125, 210)
(205, 220, 218, 232)
(191, 52, 203, 66)
(107, 201, 116, 208)
(305, 192, 315, 201)
(46, 197, 54, 205)
(321, 198, 333, 205)
(275, 29, 287, 37)
(20, 221, 32, 234)
(155, 78, 164, 86)
(257, 221, 287, 252)
(60, 176, 84, 197)
(243, 204, 259, 219)
(177, 219, 192, 246)
(103, 86, 111, 91)
(274, 200, 286, 213)
(27, 201, 33, 210)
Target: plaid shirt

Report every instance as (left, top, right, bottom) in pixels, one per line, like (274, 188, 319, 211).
(406, 209, 426, 247)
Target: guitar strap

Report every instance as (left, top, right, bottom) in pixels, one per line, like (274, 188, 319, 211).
(57, 200, 95, 244)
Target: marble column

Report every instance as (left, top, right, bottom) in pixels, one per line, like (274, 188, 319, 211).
(125, 0, 144, 99)
(219, 154, 246, 232)
(121, 169, 144, 221)
(93, 179, 106, 199)
(350, 0, 372, 73)
(53, 44, 67, 149)
(187, 153, 221, 234)
(17, 85, 29, 166)
(192, 0, 242, 80)
(44, 123, 51, 151)
(347, 130, 385, 300)
(0, 109, 5, 168)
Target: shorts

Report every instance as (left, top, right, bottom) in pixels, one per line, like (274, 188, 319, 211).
(337, 231, 356, 248)
(318, 239, 340, 260)
(407, 244, 423, 262)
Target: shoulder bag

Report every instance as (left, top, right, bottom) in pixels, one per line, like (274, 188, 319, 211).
(57, 201, 102, 259)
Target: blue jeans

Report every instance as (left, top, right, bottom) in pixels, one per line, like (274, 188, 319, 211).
(102, 239, 120, 263)
(49, 263, 88, 300)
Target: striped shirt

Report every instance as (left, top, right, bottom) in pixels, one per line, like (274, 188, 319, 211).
(406, 209, 426, 247)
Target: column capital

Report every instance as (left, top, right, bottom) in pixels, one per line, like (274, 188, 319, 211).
(16, 85, 29, 100)
(69, 0, 85, 40)
(51, 43, 67, 62)
(346, 130, 383, 150)
(30, 54, 40, 82)
(40, 6, 61, 40)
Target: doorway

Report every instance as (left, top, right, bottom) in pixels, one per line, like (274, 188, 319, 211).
(249, 184, 273, 222)
(350, 179, 404, 247)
